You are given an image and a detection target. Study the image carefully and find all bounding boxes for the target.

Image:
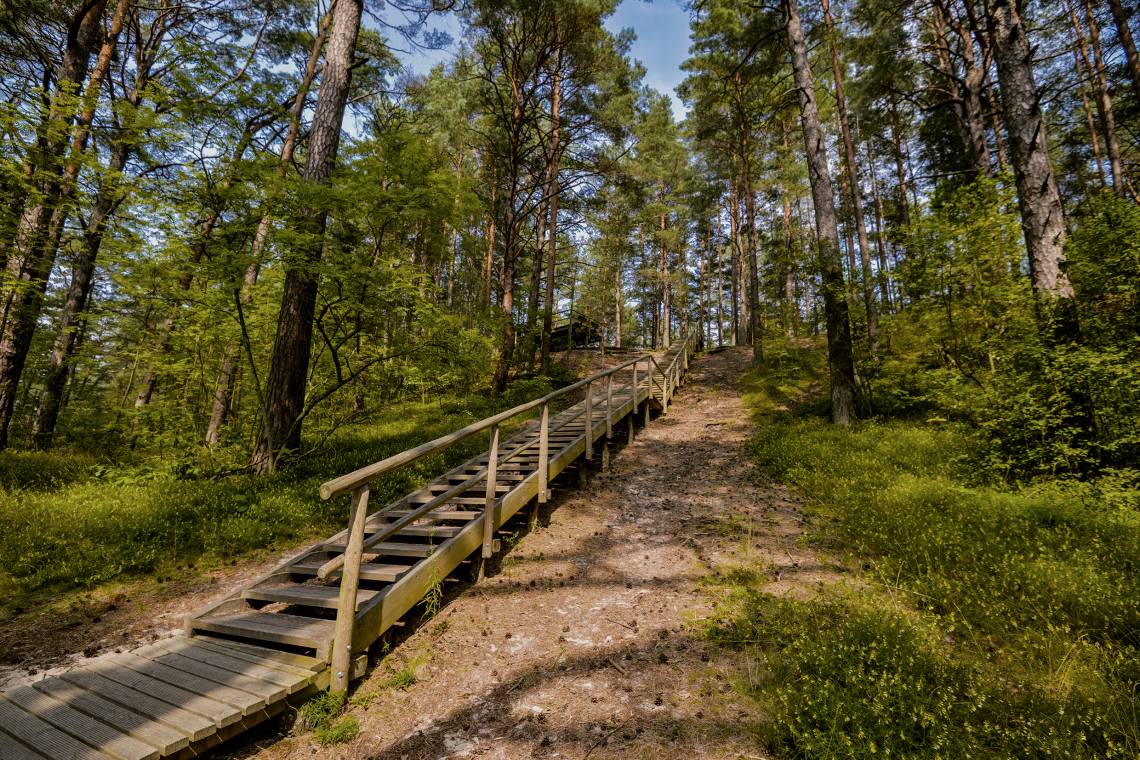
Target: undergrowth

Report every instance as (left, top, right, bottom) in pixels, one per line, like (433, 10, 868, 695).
(0, 395, 530, 619)
(707, 339, 1140, 758)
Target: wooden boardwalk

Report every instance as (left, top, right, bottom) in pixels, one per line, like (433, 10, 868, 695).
(0, 336, 695, 759)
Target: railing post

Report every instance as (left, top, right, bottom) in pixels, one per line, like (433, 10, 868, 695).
(331, 484, 369, 694)
(632, 361, 639, 407)
(605, 374, 613, 440)
(630, 362, 639, 443)
(482, 424, 499, 560)
(584, 380, 593, 460)
(538, 403, 550, 504)
(644, 362, 652, 425)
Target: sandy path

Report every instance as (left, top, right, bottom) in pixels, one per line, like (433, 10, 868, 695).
(235, 347, 826, 760)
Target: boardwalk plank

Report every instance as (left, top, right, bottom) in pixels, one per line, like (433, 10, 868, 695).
(2, 687, 158, 760)
(32, 678, 188, 755)
(148, 639, 309, 692)
(58, 670, 216, 741)
(78, 661, 238, 729)
(105, 654, 264, 715)
(134, 648, 287, 703)
(0, 726, 48, 760)
(0, 697, 116, 760)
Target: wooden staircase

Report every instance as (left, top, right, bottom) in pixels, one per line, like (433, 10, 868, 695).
(0, 334, 696, 759)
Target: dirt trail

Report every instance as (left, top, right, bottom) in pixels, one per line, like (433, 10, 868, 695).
(238, 347, 828, 760)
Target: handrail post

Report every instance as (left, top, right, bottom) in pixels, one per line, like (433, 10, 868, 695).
(482, 424, 500, 560)
(632, 361, 639, 407)
(644, 361, 652, 425)
(631, 361, 640, 438)
(605, 373, 613, 440)
(538, 403, 550, 503)
(331, 484, 369, 694)
(584, 380, 593, 460)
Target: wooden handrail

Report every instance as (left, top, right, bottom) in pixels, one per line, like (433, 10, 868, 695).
(314, 392, 603, 581)
(324, 329, 697, 695)
(319, 353, 658, 501)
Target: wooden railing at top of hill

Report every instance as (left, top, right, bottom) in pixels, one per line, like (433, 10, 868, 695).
(317, 330, 697, 693)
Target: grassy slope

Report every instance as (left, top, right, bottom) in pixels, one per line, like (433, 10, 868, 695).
(0, 395, 537, 621)
(705, 340, 1139, 758)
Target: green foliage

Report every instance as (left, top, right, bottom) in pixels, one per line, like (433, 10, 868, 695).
(878, 178, 1140, 481)
(716, 346, 1140, 758)
(381, 661, 420, 690)
(708, 592, 1134, 759)
(296, 691, 345, 732)
(0, 397, 512, 616)
(315, 715, 359, 746)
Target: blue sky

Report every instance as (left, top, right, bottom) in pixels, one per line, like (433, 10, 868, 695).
(605, 0, 691, 118)
(390, 0, 692, 120)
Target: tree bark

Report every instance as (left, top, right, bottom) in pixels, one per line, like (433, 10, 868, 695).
(539, 43, 562, 374)
(251, 0, 364, 473)
(207, 7, 332, 446)
(985, 0, 1075, 310)
(658, 206, 671, 349)
(1106, 0, 1140, 105)
(1076, 0, 1125, 195)
(930, 0, 992, 175)
(0, 0, 107, 449)
(785, 0, 858, 424)
(823, 0, 878, 348)
(32, 139, 130, 448)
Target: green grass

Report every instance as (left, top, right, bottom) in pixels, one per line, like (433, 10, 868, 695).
(0, 395, 529, 619)
(708, 339, 1140, 758)
(315, 715, 359, 745)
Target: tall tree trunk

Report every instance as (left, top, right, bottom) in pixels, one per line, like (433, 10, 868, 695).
(727, 185, 748, 345)
(658, 207, 671, 349)
(823, 0, 878, 348)
(870, 165, 894, 313)
(785, 0, 858, 424)
(524, 205, 546, 370)
(539, 43, 562, 375)
(725, 202, 739, 344)
(32, 139, 130, 447)
(743, 181, 762, 363)
(251, 0, 363, 473)
(985, 0, 1075, 316)
(0, 0, 108, 449)
(930, 1, 992, 175)
(714, 222, 725, 347)
(1072, 39, 1108, 187)
(207, 6, 333, 447)
(614, 264, 622, 348)
(1106, 0, 1140, 105)
(1077, 0, 1125, 195)
(888, 100, 911, 227)
(136, 122, 258, 408)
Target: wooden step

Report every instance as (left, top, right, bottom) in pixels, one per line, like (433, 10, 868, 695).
(389, 509, 479, 521)
(426, 483, 511, 494)
(291, 558, 411, 583)
(191, 611, 335, 652)
(382, 524, 461, 539)
(323, 541, 435, 557)
(243, 583, 378, 610)
(406, 495, 494, 506)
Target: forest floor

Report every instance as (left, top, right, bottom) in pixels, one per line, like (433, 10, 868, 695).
(223, 347, 840, 759)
